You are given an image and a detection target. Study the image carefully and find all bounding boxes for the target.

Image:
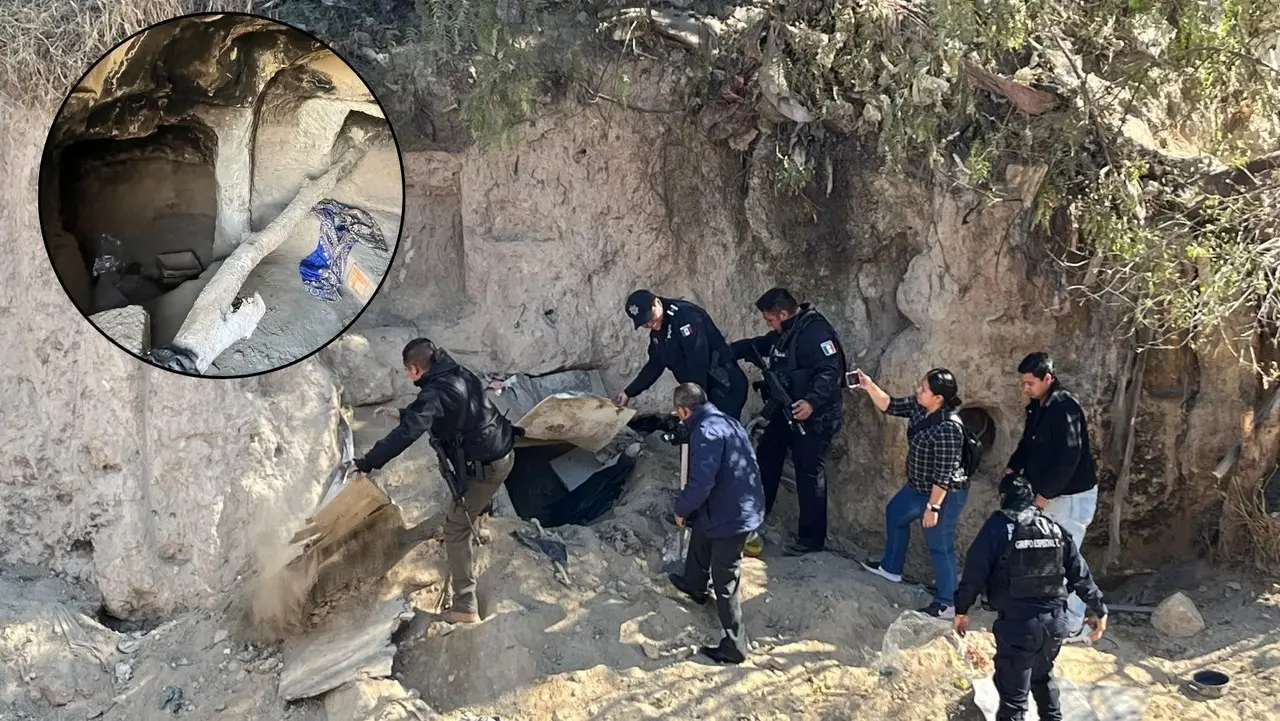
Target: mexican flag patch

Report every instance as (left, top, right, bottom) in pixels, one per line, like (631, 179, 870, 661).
(680, 324, 693, 337)
(820, 340, 837, 356)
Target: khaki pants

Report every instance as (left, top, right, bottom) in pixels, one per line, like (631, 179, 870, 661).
(443, 450, 515, 614)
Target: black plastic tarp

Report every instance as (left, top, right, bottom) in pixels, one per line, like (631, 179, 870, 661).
(505, 443, 636, 528)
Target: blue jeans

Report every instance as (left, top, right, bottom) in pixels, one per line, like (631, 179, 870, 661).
(880, 484, 970, 606)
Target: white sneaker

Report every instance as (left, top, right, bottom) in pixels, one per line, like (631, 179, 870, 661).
(918, 602, 956, 619)
(860, 560, 903, 583)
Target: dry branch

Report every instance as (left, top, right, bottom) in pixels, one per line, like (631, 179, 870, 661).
(962, 61, 1059, 116)
(162, 132, 373, 373)
(1104, 343, 1147, 571)
(1200, 150, 1280, 196)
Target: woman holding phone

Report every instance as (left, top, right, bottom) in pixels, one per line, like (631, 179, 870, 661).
(851, 368, 971, 618)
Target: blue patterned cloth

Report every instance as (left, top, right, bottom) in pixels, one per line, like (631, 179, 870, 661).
(300, 199, 388, 301)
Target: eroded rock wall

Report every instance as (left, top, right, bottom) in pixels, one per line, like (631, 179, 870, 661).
(3, 108, 343, 620)
(347, 96, 1251, 568)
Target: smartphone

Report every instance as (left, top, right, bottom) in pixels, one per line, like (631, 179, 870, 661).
(845, 369, 861, 388)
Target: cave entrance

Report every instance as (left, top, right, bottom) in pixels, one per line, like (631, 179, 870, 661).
(58, 123, 218, 316)
(488, 372, 640, 528)
(958, 406, 998, 451)
(504, 443, 637, 528)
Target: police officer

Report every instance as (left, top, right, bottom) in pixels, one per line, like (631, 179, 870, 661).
(353, 338, 516, 625)
(731, 287, 846, 556)
(953, 476, 1109, 721)
(616, 289, 749, 420)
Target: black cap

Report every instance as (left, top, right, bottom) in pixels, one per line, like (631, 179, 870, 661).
(999, 474, 1036, 510)
(625, 289, 657, 328)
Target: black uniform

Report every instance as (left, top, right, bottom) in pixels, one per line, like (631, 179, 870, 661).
(355, 349, 515, 480)
(354, 348, 516, 617)
(731, 303, 846, 551)
(955, 507, 1108, 721)
(623, 298, 749, 420)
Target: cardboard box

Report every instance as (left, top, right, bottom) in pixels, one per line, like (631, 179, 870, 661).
(343, 262, 376, 303)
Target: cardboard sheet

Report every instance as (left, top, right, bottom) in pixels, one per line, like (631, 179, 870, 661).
(279, 597, 409, 701)
(550, 446, 622, 492)
(515, 393, 636, 454)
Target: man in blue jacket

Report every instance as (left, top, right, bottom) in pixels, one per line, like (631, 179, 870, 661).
(666, 382, 766, 664)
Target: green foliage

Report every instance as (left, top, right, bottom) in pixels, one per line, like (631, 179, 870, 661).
(772, 150, 815, 196)
(459, 22, 541, 147)
(714, 0, 1280, 364)
(416, 0, 584, 147)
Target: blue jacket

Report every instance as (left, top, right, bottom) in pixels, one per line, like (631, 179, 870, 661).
(674, 403, 765, 538)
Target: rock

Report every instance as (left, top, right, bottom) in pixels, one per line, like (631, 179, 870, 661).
(117, 639, 140, 654)
(321, 328, 421, 406)
(114, 661, 133, 684)
(325, 679, 441, 720)
(1151, 592, 1206, 638)
(213, 629, 228, 644)
(641, 642, 661, 660)
(88, 306, 151, 355)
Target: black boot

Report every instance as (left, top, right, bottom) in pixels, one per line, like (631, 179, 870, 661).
(698, 638, 746, 665)
(667, 574, 709, 605)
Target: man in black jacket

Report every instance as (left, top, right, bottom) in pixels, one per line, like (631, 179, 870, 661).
(954, 476, 1109, 721)
(1004, 352, 1099, 640)
(668, 383, 765, 664)
(353, 338, 516, 624)
(617, 289, 749, 420)
(731, 288, 846, 556)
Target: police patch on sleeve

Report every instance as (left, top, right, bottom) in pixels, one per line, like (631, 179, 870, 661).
(680, 324, 693, 337)
(820, 340, 837, 356)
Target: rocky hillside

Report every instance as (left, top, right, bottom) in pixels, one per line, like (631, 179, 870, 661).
(2, 0, 1279, 624)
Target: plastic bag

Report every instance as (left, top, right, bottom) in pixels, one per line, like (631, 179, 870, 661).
(92, 234, 127, 277)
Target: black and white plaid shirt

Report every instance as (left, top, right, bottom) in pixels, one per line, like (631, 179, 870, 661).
(885, 396, 969, 494)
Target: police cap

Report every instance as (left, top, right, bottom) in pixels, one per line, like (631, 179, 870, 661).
(625, 289, 658, 328)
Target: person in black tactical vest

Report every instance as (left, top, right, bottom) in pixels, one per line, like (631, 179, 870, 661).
(616, 289, 750, 420)
(731, 288, 846, 556)
(953, 475, 1109, 721)
(353, 338, 516, 625)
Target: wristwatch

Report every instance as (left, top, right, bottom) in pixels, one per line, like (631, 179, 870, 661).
(926, 503, 942, 513)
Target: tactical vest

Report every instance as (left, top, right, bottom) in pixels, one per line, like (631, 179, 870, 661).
(767, 308, 824, 396)
(1000, 511, 1068, 600)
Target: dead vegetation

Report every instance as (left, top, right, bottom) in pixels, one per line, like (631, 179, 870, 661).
(0, 1, 253, 112)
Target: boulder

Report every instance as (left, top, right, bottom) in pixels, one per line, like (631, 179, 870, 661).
(1151, 592, 1206, 638)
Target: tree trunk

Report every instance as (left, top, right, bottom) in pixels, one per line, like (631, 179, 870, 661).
(1104, 344, 1148, 571)
(165, 137, 372, 373)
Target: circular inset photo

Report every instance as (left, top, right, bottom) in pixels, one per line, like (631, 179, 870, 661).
(38, 12, 404, 377)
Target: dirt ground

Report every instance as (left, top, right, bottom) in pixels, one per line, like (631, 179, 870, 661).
(2, 443, 1278, 720)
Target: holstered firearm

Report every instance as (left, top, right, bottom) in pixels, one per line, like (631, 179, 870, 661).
(429, 435, 480, 536)
(747, 345, 806, 436)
